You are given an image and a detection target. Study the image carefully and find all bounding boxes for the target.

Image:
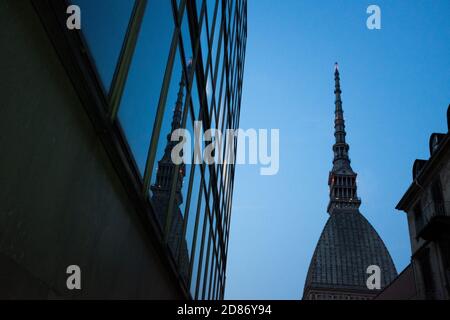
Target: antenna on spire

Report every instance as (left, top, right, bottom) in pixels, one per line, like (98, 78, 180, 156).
(334, 62, 339, 73)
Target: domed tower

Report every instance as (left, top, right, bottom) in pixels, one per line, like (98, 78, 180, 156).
(303, 64, 398, 300)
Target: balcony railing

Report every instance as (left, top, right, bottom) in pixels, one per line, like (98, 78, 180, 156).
(416, 201, 450, 240)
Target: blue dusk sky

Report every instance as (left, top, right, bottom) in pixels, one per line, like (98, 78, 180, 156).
(225, 0, 450, 299)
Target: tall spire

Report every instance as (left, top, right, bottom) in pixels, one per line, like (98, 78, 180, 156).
(333, 62, 350, 167)
(169, 64, 188, 136)
(327, 63, 361, 214)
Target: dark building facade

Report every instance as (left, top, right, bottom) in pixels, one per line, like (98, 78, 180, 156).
(377, 104, 450, 300)
(0, 0, 247, 299)
(303, 64, 398, 300)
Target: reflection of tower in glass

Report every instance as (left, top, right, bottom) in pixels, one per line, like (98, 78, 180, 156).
(151, 63, 191, 281)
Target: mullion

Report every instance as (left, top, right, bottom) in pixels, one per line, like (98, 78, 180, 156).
(109, 0, 148, 120)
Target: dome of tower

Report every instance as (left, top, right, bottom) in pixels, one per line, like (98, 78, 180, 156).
(303, 209, 398, 298)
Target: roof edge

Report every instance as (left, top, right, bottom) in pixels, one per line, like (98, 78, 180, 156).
(396, 133, 449, 212)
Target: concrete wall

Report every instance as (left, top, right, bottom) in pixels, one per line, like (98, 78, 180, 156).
(0, 0, 182, 299)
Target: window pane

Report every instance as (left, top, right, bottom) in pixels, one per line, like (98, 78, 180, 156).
(211, 3, 222, 78)
(186, 166, 202, 259)
(204, 163, 211, 193)
(208, 0, 222, 43)
(207, 242, 217, 299)
(215, 264, 222, 299)
(179, 111, 194, 219)
(206, 0, 216, 33)
(206, 72, 213, 113)
(197, 211, 210, 298)
(190, 187, 206, 297)
(72, 0, 135, 91)
(196, 0, 203, 17)
(149, 47, 184, 225)
(202, 235, 213, 299)
(192, 75, 201, 119)
(216, 53, 225, 130)
(181, 9, 193, 61)
(200, 18, 209, 72)
(148, 46, 192, 279)
(118, 2, 174, 175)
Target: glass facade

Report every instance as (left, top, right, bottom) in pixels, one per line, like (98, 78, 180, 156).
(74, 0, 247, 299)
(71, 0, 135, 92)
